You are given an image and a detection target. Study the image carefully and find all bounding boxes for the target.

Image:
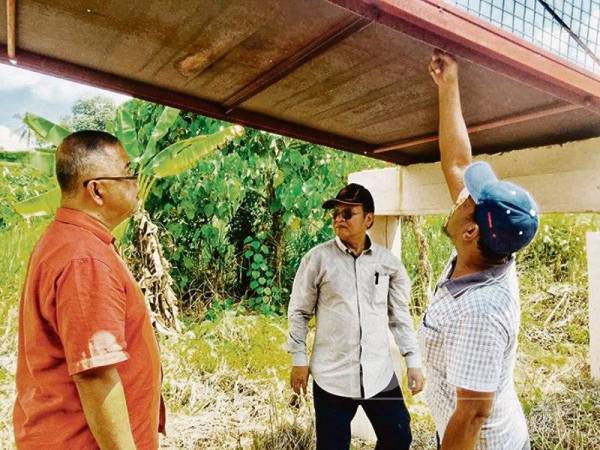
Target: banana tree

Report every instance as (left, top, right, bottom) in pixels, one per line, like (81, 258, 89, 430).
(0, 103, 244, 332)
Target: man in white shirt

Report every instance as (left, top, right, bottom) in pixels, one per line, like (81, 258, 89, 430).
(288, 183, 424, 450)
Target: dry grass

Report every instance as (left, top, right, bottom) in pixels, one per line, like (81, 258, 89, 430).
(526, 366, 600, 450)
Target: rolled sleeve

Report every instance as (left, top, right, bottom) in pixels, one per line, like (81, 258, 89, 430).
(56, 258, 129, 375)
(287, 253, 319, 366)
(387, 258, 421, 368)
(445, 313, 507, 392)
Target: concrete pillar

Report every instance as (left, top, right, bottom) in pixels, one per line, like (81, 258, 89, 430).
(352, 215, 404, 442)
(587, 232, 600, 380)
(369, 215, 402, 256)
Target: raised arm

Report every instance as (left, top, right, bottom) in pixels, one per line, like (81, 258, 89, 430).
(429, 50, 472, 202)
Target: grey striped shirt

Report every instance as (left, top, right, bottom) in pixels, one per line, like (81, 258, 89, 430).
(287, 237, 421, 399)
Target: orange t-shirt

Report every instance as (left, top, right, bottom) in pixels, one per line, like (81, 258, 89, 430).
(13, 207, 164, 449)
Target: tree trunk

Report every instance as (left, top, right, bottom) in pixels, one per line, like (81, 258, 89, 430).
(126, 209, 181, 334)
(405, 215, 433, 316)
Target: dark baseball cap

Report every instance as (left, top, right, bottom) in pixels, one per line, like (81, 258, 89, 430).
(464, 162, 539, 255)
(322, 183, 375, 213)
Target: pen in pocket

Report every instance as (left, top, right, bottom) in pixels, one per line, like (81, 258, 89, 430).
(375, 272, 379, 285)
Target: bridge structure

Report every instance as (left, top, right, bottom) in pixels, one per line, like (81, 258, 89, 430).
(2, 0, 599, 441)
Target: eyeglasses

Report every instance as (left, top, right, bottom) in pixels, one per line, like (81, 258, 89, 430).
(82, 175, 138, 187)
(332, 208, 361, 221)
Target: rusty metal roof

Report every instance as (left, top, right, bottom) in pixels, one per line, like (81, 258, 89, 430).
(1, 0, 600, 165)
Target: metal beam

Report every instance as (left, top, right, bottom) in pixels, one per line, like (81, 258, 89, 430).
(0, 47, 413, 161)
(374, 103, 583, 154)
(329, 0, 600, 114)
(223, 16, 372, 113)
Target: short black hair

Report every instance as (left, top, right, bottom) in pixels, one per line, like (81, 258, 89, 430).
(56, 130, 120, 194)
(477, 236, 511, 264)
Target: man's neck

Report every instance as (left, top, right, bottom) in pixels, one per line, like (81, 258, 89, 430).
(451, 252, 496, 279)
(60, 199, 113, 231)
(341, 236, 367, 257)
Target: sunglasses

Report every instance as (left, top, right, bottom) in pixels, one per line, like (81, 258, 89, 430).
(332, 208, 361, 221)
(82, 175, 138, 188)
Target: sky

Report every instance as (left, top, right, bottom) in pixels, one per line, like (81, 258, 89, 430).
(0, 64, 129, 149)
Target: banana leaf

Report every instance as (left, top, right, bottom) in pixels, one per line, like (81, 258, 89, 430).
(141, 107, 180, 164)
(112, 218, 130, 241)
(23, 113, 71, 147)
(14, 187, 61, 218)
(0, 149, 55, 176)
(113, 107, 141, 159)
(145, 125, 244, 178)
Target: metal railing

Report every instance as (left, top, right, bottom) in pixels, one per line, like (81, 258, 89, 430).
(446, 0, 600, 74)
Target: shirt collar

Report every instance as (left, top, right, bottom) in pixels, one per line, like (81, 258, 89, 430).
(439, 255, 514, 298)
(334, 235, 373, 257)
(55, 207, 114, 245)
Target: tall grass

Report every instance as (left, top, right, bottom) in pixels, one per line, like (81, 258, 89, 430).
(0, 220, 49, 447)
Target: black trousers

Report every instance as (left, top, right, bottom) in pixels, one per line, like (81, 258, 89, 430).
(313, 378, 412, 450)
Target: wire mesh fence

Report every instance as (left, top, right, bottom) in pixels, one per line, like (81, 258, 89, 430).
(445, 0, 600, 74)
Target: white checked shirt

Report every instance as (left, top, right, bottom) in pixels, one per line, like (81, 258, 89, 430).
(420, 256, 529, 449)
(287, 237, 421, 399)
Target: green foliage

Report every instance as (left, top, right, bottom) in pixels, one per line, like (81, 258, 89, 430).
(401, 213, 598, 317)
(0, 220, 49, 336)
(517, 213, 596, 283)
(0, 148, 55, 177)
(13, 186, 61, 219)
(1, 97, 378, 317)
(64, 96, 117, 132)
(146, 122, 385, 314)
(145, 125, 244, 178)
(401, 215, 454, 283)
(168, 313, 290, 381)
(0, 166, 55, 228)
(2, 99, 243, 233)
(243, 234, 281, 315)
(22, 113, 70, 147)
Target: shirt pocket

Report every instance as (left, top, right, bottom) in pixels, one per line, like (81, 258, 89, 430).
(373, 273, 390, 306)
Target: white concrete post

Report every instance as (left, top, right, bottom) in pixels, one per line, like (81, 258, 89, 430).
(369, 215, 402, 257)
(587, 232, 600, 380)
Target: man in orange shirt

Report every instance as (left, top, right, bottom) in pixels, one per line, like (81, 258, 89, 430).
(13, 130, 164, 449)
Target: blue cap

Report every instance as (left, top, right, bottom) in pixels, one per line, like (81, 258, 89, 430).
(464, 162, 539, 255)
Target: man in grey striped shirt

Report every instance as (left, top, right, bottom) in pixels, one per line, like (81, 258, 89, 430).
(287, 183, 424, 450)
(423, 50, 539, 450)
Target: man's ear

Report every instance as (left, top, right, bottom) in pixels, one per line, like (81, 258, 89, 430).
(462, 220, 479, 242)
(86, 181, 105, 206)
(366, 212, 375, 229)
